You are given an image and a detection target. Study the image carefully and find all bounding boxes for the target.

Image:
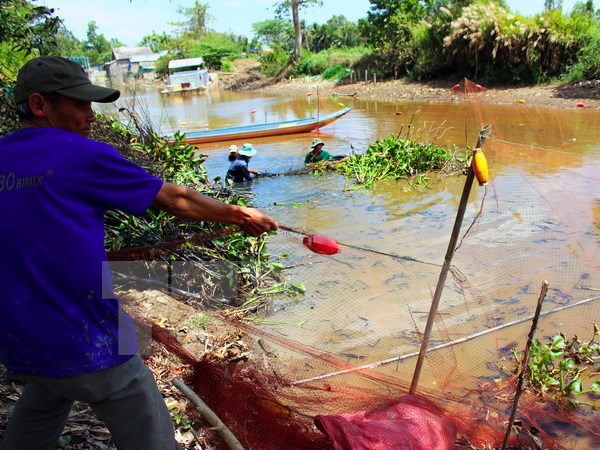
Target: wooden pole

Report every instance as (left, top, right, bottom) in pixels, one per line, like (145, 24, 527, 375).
(409, 124, 491, 394)
(173, 378, 245, 450)
(316, 85, 320, 133)
(500, 281, 549, 450)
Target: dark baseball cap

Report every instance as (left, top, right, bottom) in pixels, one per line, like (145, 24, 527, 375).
(14, 56, 120, 104)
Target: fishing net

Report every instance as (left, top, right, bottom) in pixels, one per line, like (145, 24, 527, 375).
(112, 80, 600, 449)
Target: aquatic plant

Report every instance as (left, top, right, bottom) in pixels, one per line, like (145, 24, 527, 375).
(510, 324, 600, 402)
(329, 133, 465, 188)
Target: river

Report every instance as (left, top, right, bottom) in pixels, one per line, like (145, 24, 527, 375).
(105, 84, 599, 259)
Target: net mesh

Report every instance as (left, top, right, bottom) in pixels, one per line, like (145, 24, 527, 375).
(187, 137, 599, 448)
(132, 80, 600, 449)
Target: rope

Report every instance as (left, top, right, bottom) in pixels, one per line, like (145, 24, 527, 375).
(488, 136, 600, 159)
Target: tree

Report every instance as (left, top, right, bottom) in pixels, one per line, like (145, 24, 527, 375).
(252, 19, 294, 51)
(173, 1, 212, 40)
(52, 26, 82, 58)
(0, 0, 61, 81)
(82, 21, 112, 65)
(274, 0, 322, 60)
(571, 0, 596, 16)
(190, 32, 242, 69)
(544, 0, 564, 11)
(139, 31, 174, 52)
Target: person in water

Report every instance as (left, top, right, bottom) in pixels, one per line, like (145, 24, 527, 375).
(228, 144, 238, 161)
(226, 143, 260, 182)
(304, 138, 346, 164)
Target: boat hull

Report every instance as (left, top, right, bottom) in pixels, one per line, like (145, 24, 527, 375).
(179, 107, 351, 145)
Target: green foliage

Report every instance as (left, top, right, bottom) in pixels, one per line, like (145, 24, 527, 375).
(305, 15, 365, 52)
(171, 411, 193, 430)
(289, 47, 371, 77)
(0, 87, 20, 136)
(190, 32, 242, 69)
(511, 324, 600, 402)
(564, 13, 600, 81)
(138, 31, 174, 53)
(173, 1, 211, 40)
(334, 134, 456, 188)
(0, 0, 61, 57)
(321, 65, 348, 81)
(154, 54, 174, 77)
(0, 0, 61, 83)
(252, 18, 295, 52)
(137, 131, 208, 189)
(259, 49, 290, 77)
(99, 115, 288, 310)
(356, 0, 598, 83)
(184, 313, 212, 328)
(82, 21, 112, 65)
(52, 27, 82, 58)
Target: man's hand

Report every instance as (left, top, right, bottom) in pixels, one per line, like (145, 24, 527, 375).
(236, 207, 277, 236)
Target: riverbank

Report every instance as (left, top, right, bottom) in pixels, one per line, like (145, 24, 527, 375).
(218, 59, 600, 110)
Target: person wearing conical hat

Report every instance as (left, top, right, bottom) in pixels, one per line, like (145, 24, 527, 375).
(226, 143, 260, 182)
(304, 138, 346, 164)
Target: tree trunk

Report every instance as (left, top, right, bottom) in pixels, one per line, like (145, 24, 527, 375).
(292, 0, 302, 60)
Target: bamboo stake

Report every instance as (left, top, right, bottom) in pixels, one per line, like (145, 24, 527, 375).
(172, 377, 245, 450)
(316, 85, 320, 133)
(500, 281, 549, 450)
(409, 124, 491, 394)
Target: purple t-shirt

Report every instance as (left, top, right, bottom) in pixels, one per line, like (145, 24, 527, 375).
(0, 127, 163, 377)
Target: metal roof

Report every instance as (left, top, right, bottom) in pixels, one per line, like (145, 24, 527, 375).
(130, 51, 168, 63)
(168, 57, 205, 70)
(112, 46, 153, 61)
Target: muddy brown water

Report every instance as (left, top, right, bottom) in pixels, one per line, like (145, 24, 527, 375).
(107, 86, 599, 266)
(107, 86, 599, 447)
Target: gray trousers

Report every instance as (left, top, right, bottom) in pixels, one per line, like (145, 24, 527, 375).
(0, 355, 182, 450)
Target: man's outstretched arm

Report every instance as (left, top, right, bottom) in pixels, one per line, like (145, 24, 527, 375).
(153, 182, 278, 236)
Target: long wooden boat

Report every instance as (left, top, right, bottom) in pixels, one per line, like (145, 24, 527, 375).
(179, 107, 351, 145)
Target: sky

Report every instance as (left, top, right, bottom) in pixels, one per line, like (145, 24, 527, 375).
(40, 0, 590, 46)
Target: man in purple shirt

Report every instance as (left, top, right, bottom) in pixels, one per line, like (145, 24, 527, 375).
(0, 56, 278, 450)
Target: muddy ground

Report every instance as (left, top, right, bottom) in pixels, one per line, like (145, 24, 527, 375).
(1, 60, 598, 450)
(219, 59, 600, 110)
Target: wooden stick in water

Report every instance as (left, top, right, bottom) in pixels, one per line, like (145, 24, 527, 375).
(500, 280, 549, 450)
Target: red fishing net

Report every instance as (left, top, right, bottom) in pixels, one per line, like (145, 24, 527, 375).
(114, 80, 600, 449)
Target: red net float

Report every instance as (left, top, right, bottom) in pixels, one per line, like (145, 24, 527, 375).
(302, 235, 341, 255)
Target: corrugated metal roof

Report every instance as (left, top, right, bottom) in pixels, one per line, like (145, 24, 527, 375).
(168, 57, 205, 70)
(112, 46, 153, 61)
(130, 51, 168, 63)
